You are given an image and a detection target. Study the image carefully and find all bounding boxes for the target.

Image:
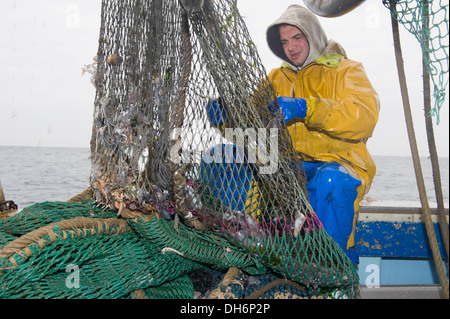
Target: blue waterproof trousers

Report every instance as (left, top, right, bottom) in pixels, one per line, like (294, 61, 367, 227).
(302, 161, 362, 264)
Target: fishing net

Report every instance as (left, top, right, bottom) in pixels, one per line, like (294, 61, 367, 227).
(384, 0, 449, 124)
(1, 200, 333, 299)
(0, 201, 249, 299)
(1, 0, 359, 299)
(86, 0, 358, 298)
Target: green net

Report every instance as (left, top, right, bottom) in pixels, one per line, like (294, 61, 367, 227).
(384, 0, 449, 124)
(0, 201, 254, 298)
(1, 201, 341, 299)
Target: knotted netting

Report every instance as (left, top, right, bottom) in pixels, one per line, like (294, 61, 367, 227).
(384, 0, 449, 124)
(86, 0, 358, 297)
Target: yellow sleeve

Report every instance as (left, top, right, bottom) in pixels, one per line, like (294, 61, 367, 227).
(305, 61, 380, 141)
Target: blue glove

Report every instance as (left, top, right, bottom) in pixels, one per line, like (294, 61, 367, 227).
(206, 98, 227, 126)
(269, 96, 307, 123)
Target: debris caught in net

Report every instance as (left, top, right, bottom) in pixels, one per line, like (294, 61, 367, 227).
(85, 0, 359, 297)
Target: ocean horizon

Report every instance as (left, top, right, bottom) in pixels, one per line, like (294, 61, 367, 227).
(0, 145, 448, 211)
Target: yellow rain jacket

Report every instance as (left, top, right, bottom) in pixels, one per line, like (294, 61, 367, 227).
(266, 5, 380, 249)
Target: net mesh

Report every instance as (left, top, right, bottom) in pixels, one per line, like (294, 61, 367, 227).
(0, 202, 213, 299)
(1, 201, 340, 299)
(87, 0, 358, 297)
(384, 0, 449, 124)
(1, 0, 359, 299)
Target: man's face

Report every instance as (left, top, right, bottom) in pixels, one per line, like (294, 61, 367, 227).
(279, 25, 309, 67)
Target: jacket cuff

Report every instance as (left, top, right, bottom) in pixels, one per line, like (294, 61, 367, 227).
(305, 97, 318, 124)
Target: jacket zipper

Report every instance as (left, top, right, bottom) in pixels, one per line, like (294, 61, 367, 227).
(292, 62, 317, 98)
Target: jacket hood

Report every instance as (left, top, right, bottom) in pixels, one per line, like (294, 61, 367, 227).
(267, 5, 331, 69)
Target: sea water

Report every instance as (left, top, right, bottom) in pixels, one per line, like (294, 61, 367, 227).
(0, 145, 449, 210)
(0, 146, 91, 208)
(364, 155, 449, 208)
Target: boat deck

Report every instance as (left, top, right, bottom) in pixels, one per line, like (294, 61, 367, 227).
(356, 204, 448, 298)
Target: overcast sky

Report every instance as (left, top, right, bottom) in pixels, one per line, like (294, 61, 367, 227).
(1, 0, 448, 157)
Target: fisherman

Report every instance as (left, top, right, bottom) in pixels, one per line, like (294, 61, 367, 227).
(264, 4, 380, 263)
(206, 4, 379, 264)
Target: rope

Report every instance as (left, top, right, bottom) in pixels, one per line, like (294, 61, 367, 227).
(420, 0, 449, 259)
(170, 8, 192, 223)
(207, 266, 324, 299)
(67, 187, 94, 203)
(207, 267, 242, 299)
(245, 278, 305, 299)
(389, 1, 449, 298)
(131, 289, 147, 299)
(170, 8, 206, 232)
(0, 217, 130, 268)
